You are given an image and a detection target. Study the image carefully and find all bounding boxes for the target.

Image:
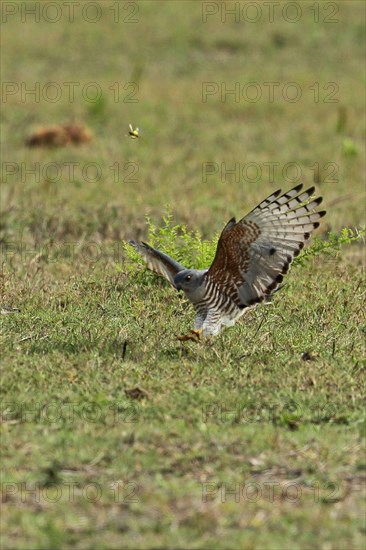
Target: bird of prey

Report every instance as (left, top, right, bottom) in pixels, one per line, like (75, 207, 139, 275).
(130, 184, 325, 340)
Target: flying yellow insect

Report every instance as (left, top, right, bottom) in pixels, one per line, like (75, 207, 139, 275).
(127, 124, 139, 139)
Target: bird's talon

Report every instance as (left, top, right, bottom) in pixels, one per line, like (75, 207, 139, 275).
(177, 329, 202, 343)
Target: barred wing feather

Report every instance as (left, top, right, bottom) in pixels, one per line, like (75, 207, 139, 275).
(207, 184, 326, 308)
(129, 241, 186, 288)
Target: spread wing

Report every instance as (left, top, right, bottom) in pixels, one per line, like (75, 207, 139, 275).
(129, 241, 187, 288)
(206, 184, 326, 308)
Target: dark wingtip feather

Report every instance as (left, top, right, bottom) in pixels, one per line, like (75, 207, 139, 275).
(141, 241, 154, 250)
(304, 185, 315, 196)
(292, 183, 304, 194)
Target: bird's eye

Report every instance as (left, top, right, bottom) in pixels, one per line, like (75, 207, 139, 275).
(185, 275, 191, 281)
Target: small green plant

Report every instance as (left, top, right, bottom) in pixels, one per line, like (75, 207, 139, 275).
(124, 209, 365, 274)
(342, 137, 359, 157)
(294, 227, 365, 266)
(124, 207, 220, 273)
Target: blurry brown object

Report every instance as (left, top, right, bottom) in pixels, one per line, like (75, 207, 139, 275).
(26, 122, 92, 148)
(125, 387, 150, 400)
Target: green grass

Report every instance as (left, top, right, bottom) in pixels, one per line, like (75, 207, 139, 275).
(1, 1, 365, 549)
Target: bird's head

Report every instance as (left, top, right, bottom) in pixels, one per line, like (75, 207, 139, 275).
(174, 269, 206, 298)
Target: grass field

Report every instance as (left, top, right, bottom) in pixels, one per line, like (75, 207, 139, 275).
(1, 1, 365, 548)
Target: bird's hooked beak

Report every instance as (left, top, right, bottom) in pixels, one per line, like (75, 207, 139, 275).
(175, 283, 182, 292)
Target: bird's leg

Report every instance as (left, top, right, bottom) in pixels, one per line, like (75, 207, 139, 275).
(177, 329, 203, 343)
